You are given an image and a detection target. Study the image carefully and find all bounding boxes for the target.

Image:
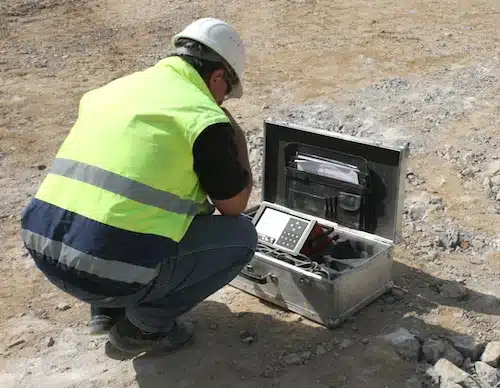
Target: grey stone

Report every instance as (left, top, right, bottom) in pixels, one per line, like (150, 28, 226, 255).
(496, 191, 500, 201)
(46, 336, 55, 347)
(438, 230, 460, 249)
(380, 327, 421, 361)
(483, 177, 492, 188)
(315, 345, 327, 356)
(409, 204, 428, 221)
(447, 336, 485, 361)
(56, 302, 71, 311)
(430, 195, 443, 204)
(440, 282, 468, 300)
(480, 341, 500, 367)
(433, 358, 481, 388)
(283, 353, 302, 365)
(239, 330, 256, 344)
(474, 361, 500, 387)
(422, 338, 464, 366)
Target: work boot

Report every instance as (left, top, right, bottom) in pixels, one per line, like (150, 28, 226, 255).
(108, 317, 194, 356)
(88, 306, 126, 335)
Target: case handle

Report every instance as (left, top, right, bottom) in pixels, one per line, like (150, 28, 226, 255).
(239, 266, 272, 284)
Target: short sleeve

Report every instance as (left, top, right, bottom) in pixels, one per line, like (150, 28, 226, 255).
(192, 123, 249, 201)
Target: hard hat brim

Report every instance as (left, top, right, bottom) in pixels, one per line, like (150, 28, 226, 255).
(226, 80, 243, 99)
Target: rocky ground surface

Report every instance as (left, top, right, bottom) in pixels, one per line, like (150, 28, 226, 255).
(1, 0, 500, 387)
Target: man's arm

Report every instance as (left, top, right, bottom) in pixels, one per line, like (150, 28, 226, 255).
(192, 119, 252, 216)
(221, 108, 253, 187)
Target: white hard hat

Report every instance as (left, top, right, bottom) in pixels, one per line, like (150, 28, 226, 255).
(172, 17, 246, 99)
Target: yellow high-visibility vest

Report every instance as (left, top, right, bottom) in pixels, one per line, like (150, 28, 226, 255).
(35, 56, 230, 242)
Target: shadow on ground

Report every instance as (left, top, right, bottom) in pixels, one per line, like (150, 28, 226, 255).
(111, 261, 499, 388)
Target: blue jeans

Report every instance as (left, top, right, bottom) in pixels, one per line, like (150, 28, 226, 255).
(47, 215, 257, 332)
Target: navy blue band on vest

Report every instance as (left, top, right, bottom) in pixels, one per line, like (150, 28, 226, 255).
(21, 198, 178, 296)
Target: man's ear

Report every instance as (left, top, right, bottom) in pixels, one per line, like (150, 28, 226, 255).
(208, 68, 225, 89)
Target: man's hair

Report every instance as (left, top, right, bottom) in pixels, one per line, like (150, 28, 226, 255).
(169, 38, 226, 84)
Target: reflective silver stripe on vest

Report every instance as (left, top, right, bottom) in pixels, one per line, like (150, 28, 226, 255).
(21, 229, 158, 285)
(50, 158, 211, 216)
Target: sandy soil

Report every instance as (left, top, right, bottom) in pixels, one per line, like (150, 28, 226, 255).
(1, 0, 499, 387)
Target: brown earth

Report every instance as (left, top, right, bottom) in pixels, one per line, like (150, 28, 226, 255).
(1, 0, 500, 387)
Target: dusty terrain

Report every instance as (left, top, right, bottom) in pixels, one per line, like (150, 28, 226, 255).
(1, 0, 500, 387)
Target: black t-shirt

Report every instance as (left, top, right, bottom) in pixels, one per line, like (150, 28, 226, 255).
(192, 122, 249, 201)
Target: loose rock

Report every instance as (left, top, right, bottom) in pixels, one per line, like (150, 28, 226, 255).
(315, 345, 327, 356)
(283, 353, 302, 365)
(46, 337, 55, 347)
(433, 358, 481, 388)
(440, 282, 468, 301)
(422, 338, 464, 366)
(447, 336, 484, 361)
(56, 302, 71, 311)
(474, 361, 500, 387)
(480, 341, 500, 367)
(438, 230, 460, 249)
(380, 327, 421, 361)
(239, 330, 256, 344)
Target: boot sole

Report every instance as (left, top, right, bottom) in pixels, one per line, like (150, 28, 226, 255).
(107, 321, 194, 356)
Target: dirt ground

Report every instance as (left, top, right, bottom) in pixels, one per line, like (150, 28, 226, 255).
(1, 0, 500, 387)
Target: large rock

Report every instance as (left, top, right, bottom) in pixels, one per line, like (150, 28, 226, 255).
(480, 341, 500, 367)
(422, 338, 464, 366)
(380, 327, 421, 361)
(447, 336, 485, 361)
(433, 358, 481, 388)
(474, 361, 500, 387)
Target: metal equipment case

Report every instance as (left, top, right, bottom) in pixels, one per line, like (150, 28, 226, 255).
(229, 119, 409, 329)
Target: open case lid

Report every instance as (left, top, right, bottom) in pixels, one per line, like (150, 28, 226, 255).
(261, 119, 410, 243)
